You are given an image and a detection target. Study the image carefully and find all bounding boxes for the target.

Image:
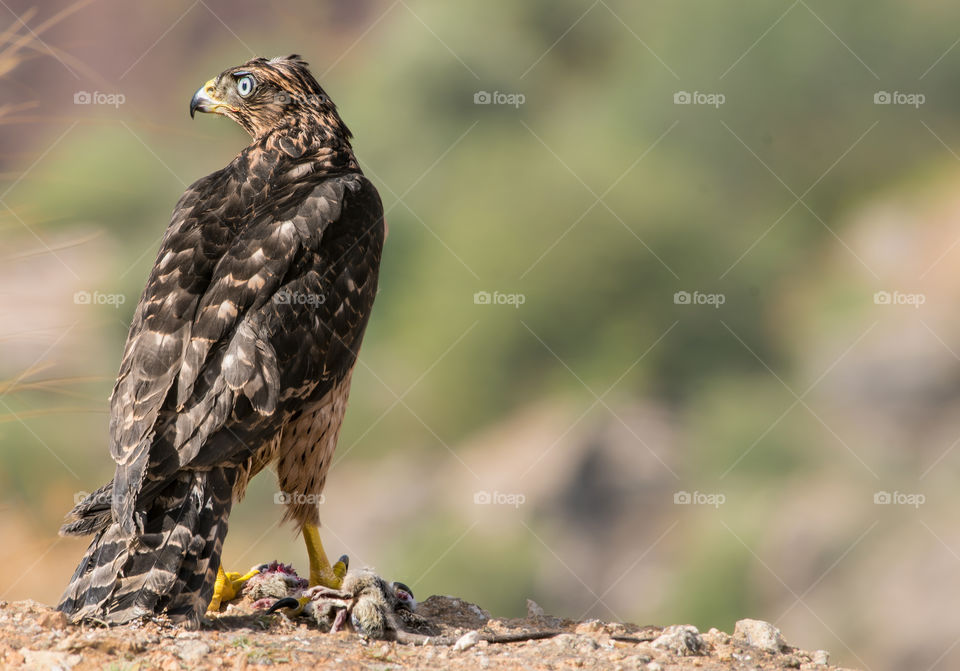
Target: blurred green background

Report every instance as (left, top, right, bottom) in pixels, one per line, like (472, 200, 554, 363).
(1, 2, 959, 669)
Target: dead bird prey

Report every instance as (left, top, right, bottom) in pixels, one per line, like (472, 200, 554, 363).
(268, 569, 427, 640)
(57, 55, 385, 625)
(267, 570, 562, 646)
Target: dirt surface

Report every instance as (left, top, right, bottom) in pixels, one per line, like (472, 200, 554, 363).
(0, 593, 862, 671)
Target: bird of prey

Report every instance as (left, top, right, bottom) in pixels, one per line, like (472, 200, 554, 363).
(57, 55, 385, 625)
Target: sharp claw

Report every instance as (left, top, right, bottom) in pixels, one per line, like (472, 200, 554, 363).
(266, 597, 302, 615)
(333, 554, 349, 580)
(392, 581, 417, 610)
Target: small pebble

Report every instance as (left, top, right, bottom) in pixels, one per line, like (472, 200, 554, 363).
(176, 640, 211, 663)
(651, 625, 704, 656)
(454, 630, 480, 652)
(575, 619, 604, 634)
(20, 649, 82, 670)
(733, 618, 785, 653)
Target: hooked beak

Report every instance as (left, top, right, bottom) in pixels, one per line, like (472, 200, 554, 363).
(190, 78, 226, 118)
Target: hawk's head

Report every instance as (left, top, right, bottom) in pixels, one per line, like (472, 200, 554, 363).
(189, 55, 352, 142)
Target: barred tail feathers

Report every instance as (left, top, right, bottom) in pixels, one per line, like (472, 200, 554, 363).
(57, 467, 235, 624)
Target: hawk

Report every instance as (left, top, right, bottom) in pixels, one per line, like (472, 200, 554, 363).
(57, 55, 385, 624)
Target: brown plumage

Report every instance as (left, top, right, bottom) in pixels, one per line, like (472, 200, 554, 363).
(57, 55, 384, 625)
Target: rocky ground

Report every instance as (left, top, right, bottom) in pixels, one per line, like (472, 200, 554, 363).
(0, 592, 859, 671)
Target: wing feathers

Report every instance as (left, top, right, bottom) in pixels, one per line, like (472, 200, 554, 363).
(105, 171, 375, 534)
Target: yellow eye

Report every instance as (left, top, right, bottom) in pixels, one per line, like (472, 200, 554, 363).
(236, 75, 255, 97)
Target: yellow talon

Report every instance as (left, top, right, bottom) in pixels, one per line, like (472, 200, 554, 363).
(303, 524, 346, 588)
(207, 564, 261, 611)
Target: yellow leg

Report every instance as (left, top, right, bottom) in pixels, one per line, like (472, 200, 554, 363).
(208, 564, 262, 611)
(303, 524, 347, 588)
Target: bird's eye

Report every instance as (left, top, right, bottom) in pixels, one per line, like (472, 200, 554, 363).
(236, 74, 255, 98)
